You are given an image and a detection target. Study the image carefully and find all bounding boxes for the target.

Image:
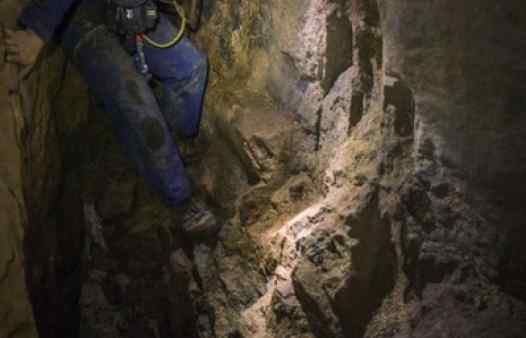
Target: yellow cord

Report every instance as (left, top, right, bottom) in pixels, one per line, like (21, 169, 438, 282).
(143, 0, 186, 48)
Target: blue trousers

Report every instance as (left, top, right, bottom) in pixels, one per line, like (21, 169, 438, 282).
(62, 4, 207, 206)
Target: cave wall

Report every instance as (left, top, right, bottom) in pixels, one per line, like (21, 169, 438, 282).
(380, 0, 526, 201)
(0, 47, 38, 338)
(0, 1, 39, 337)
(167, 0, 526, 336)
(1, 2, 91, 336)
(376, 3, 526, 336)
(1, 0, 525, 337)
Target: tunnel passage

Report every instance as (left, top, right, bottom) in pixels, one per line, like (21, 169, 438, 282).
(2, 0, 526, 338)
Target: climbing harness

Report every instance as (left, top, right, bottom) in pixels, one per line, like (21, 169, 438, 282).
(106, 0, 160, 35)
(142, 0, 187, 48)
(106, 0, 187, 48)
(106, 0, 187, 78)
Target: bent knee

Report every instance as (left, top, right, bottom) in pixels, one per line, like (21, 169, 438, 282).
(164, 178, 192, 206)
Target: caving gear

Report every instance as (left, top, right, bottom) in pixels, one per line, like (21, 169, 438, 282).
(105, 0, 188, 87)
(20, 0, 208, 206)
(159, 0, 200, 31)
(143, 0, 186, 48)
(105, 0, 159, 35)
(18, 0, 191, 46)
(105, 0, 186, 48)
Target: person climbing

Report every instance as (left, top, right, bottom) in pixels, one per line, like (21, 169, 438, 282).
(5, 0, 219, 238)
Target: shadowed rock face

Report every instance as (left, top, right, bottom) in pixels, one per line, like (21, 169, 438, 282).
(382, 0, 526, 197)
(1, 0, 526, 337)
(0, 1, 39, 337)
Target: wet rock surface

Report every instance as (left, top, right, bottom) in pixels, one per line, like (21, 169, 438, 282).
(1, 0, 526, 337)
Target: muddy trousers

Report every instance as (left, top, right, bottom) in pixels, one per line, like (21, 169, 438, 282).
(62, 13, 208, 206)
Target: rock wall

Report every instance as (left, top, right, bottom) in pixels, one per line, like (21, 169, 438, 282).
(189, 0, 526, 336)
(0, 1, 39, 337)
(1, 0, 525, 337)
(381, 0, 526, 200)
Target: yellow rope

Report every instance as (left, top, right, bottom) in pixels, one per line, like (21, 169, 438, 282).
(143, 0, 186, 48)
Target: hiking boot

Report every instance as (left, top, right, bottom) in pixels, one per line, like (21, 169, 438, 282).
(175, 199, 220, 239)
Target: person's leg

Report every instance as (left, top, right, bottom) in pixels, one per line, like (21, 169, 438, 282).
(144, 14, 208, 139)
(61, 4, 191, 206)
(141, 15, 220, 237)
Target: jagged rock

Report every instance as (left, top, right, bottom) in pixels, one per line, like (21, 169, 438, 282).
(239, 184, 273, 227)
(193, 232, 267, 337)
(3, 1, 526, 338)
(403, 284, 526, 338)
(268, 281, 316, 338)
(318, 67, 354, 153)
(205, 92, 300, 187)
(291, 228, 354, 338)
(265, 0, 353, 119)
(95, 171, 137, 220)
(271, 174, 315, 211)
(79, 276, 122, 338)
